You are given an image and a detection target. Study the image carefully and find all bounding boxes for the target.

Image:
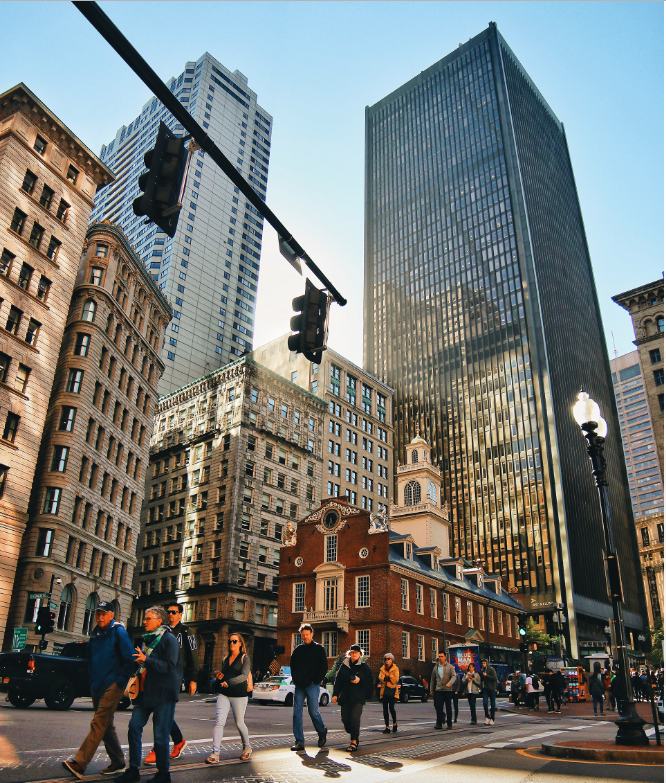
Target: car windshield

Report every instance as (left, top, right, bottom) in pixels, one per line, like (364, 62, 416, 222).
(403, 677, 416, 684)
(267, 677, 289, 683)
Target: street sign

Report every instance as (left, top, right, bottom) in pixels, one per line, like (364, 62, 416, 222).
(12, 628, 27, 650)
(49, 601, 57, 610)
(52, 642, 65, 655)
(29, 592, 50, 600)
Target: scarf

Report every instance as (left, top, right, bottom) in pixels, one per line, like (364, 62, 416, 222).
(135, 624, 168, 676)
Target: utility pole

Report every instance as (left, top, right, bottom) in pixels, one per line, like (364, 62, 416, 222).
(73, 1, 346, 307)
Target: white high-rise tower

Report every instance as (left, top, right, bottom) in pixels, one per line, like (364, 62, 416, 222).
(90, 53, 272, 394)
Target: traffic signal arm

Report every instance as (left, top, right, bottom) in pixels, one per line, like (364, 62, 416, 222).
(73, 1, 347, 307)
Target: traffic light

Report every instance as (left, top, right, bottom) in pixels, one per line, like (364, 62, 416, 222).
(133, 121, 188, 237)
(518, 616, 527, 638)
(519, 642, 528, 654)
(288, 278, 330, 364)
(35, 606, 55, 635)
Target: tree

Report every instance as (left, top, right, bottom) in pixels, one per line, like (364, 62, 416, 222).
(526, 618, 557, 651)
(648, 618, 664, 668)
(324, 653, 344, 684)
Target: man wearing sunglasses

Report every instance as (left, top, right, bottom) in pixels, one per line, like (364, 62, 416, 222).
(143, 604, 197, 766)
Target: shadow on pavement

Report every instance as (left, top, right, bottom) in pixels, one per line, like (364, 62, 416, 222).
(298, 749, 352, 778)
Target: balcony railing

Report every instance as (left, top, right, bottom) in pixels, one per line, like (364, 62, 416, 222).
(302, 606, 349, 632)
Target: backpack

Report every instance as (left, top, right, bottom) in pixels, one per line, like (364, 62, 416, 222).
(531, 673, 540, 688)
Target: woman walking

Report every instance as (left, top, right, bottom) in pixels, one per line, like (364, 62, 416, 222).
(206, 634, 252, 763)
(378, 653, 399, 733)
(332, 644, 374, 752)
(464, 664, 481, 724)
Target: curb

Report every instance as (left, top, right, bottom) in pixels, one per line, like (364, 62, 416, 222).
(541, 741, 664, 765)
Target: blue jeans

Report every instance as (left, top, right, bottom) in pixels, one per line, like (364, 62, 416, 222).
(483, 689, 496, 720)
(292, 684, 326, 744)
(129, 701, 176, 771)
(592, 694, 604, 715)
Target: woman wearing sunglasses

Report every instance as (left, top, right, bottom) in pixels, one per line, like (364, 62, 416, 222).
(378, 653, 399, 733)
(206, 634, 252, 763)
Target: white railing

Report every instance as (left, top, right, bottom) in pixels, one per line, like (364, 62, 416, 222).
(302, 607, 349, 622)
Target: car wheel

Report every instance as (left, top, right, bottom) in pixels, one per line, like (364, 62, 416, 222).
(284, 692, 294, 707)
(7, 687, 36, 709)
(116, 696, 132, 711)
(399, 691, 408, 703)
(44, 679, 76, 711)
(319, 692, 330, 707)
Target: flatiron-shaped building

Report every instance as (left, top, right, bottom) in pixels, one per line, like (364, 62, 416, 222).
(363, 23, 645, 656)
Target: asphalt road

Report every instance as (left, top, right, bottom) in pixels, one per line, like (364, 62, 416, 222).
(1, 695, 662, 783)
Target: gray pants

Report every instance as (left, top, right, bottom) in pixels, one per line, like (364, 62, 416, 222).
(212, 694, 250, 751)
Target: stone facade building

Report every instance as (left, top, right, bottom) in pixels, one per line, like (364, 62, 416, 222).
(253, 336, 394, 513)
(128, 356, 326, 675)
(277, 435, 524, 680)
(3, 222, 171, 650)
(613, 279, 664, 474)
(0, 84, 113, 646)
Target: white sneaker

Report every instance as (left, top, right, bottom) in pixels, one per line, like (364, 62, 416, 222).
(489, 719, 494, 726)
(484, 717, 490, 725)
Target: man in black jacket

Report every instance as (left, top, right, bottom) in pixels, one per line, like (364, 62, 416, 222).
(332, 644, 373, 751)
(144, 604, 197, 765)
(289, 623, 328, 752)
(117, 606, 182, 783)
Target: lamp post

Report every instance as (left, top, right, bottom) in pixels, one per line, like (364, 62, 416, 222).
(572, 389, 648, 745)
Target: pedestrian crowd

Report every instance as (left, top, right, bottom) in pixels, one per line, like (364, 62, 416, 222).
(61, 605, 665, 777)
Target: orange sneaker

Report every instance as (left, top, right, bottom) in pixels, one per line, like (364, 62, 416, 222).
(143, 749, 156, 766)
(170, 739, 187, 759)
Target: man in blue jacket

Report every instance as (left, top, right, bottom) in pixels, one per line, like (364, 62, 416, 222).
(116, 606, 182, 783)
(63, 601, 135, 778)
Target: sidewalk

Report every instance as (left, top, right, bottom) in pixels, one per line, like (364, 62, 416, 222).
(504, 698, 659, 723)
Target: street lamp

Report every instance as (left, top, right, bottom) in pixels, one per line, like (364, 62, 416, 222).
(573, 389, 648, 746)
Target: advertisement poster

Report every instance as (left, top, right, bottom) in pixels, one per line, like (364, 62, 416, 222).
(449, 645, 481, 675)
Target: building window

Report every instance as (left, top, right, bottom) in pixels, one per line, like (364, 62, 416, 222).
(293, 582, 305, 613)
(323, 631, 337, 658)
(404, 480, 421, 506)
(415, 584, 423, 614)
(10, 208, 27, 235)
(431, 637, 439, 662)
(417, 634, 425, 661)
(497, 610, 503, 635)
(58, 585, 74, 631)
(66, 369, 83, 393)
(649, 348, 662, 364)
(36, 528, 55, 556)
(90, 267, 104, 285)
(74, 333, 91, 357)
(34, 135, 47, 155)
(356, 629, 370, 655)
(2, 412, 20, 443)
(325, 534, 337, 562)
(43, 488, 61, 515)
(356, 575, 370, 607)
(430, 588, 437, 618)
(455, 597, 461, 624)
(401, 631, 410, 659)
(654, 369, 664, 387)
(467, 601, 473, 628)
(292, 633, 303, 652)
(82, 593, 98, 635)
(82, 299, 96, 322)
(401, 578, 409, 610)
(50, 445, 69, 472)
(479, 604, 485, 630)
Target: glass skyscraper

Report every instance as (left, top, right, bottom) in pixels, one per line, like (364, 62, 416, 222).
(91, 53, 272, 395)
(363, 23, 645, 656)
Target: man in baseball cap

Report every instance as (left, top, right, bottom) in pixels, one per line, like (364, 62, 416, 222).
(63, 600, 135, 778)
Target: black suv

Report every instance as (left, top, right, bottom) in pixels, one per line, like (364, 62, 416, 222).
(398, 676, 429, 702)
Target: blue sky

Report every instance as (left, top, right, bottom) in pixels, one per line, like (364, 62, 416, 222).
(2, 1, 662, 368)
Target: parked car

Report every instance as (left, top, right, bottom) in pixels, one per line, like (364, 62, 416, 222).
(252, 675, 329, 706)
(0, 641, 131, 711)
(397, 676, 429, 703)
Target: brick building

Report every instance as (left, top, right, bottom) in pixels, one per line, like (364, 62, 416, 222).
(128, 356, 326, 675)
(253, 336, 394, 513)
(3, 222, 171, 650)
(0, 84, 113, 646)
(277, 435, 524, 680)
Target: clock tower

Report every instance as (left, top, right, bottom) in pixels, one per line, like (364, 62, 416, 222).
(390, 434, 451, 555)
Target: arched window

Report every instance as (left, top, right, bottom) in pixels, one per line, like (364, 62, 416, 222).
(124, 337, 132, 357)
(427, 482, 438, 504)
(114, 325, 122, 346)
(411, 449, 418, 464)
(105, 314, 113, 336)
(81, 299, 96, 322)
(82, 592, 98, 635)
(58, 585, 74, 631)
(404, 481, 421, 506)
(423, 450, 428, 462)
(658, 317, 664, 334)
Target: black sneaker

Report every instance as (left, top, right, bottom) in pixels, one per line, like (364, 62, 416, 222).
(317, 730, 328, 748)
(434, 724, 443, 730)
(291, 742, 305, 752)
(146, 774, 170, 783)
(115, 770, 141, 783)
(382, 727, 391, 734)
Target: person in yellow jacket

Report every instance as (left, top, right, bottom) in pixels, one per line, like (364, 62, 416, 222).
(378, 653, 400, 733)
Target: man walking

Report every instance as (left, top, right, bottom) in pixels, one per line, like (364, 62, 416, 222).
(144, 604, 197, 765)
(63, 602, 136, 778)
(480, 659, 498, 725)
(551, 668, 565, 713)
(116, 606, 182, 783)
(289, 623, 328, 752)
(429, 651, 456, 730)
